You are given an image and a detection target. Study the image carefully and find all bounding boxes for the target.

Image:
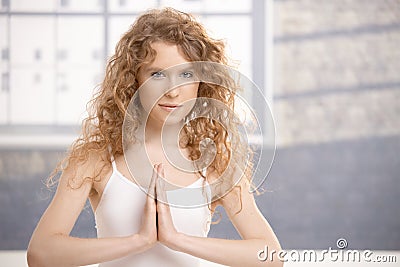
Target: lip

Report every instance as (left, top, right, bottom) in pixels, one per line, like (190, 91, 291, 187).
(158, 103, 182, 112)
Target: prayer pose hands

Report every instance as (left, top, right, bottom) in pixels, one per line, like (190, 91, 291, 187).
(138, 164, 180, 251)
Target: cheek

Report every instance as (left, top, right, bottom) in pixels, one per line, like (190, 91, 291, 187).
(138, 81, 166, 112)
(184, 82, 200, 98)
(138, 88, 159, 113)
(181, 83, 200, 112)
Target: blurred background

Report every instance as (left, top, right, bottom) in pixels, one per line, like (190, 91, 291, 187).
(0, 0, 399, 262)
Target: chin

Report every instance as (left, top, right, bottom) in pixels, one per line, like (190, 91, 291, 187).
(162, 116, 185, 125)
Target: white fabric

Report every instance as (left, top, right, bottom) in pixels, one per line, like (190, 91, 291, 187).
(95, 159, 212, 267)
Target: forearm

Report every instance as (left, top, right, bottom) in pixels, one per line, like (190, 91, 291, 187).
(174, 234, 283, 267)
(27, 233, 148, 267)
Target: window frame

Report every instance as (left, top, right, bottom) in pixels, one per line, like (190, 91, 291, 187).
(0, 0, 273, 148)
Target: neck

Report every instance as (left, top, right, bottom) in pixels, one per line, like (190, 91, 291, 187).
(138, 112, 185, 147)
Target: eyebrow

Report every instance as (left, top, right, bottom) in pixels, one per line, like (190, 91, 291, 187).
(143, 65, 194, 74)
(143, 66, 164, 73)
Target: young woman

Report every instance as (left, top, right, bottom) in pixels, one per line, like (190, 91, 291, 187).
(27, 7, 282, 267)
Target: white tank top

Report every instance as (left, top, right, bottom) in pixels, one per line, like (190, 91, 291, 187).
(94, 159, 212, 267)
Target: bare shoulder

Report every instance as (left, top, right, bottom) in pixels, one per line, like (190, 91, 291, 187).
(29, 148, 112, 238)
(222, 177, 252, 215)
(206, 166, 250, 211)
(59, 148, 111, 193)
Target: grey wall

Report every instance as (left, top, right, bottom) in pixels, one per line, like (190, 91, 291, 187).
(0, 137, 399, 250)
(0, 150, 97, 250)
(264, 0, 400, 249)
(210, 137, 400, 250)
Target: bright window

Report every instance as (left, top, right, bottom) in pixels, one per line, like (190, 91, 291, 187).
(0, 0, 272, 147)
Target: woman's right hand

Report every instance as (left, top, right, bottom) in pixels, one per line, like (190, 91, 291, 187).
(135, 164, 160, 250)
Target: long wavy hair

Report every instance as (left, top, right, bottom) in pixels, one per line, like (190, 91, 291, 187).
(48, 7, 256, 210)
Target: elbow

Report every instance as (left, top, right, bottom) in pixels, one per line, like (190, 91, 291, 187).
(269, 243, 284, 267)
(254, 259, 284, 267)
(271, 259, 284, 267)
(27, 248, 42, 267)
(26, 250, 39, 267)
(254, 239, 283, 267)
(27, 243, 48, 267)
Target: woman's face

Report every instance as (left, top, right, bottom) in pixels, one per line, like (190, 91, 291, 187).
(137, 42, 199, 125)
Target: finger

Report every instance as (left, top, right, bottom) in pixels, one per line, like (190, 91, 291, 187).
(147, 164, 158, 200)
(157, 195, 170, 212)
(156, 164, 168, 204)
(156, 190, 172, 224)
(160, 165, 165, 180)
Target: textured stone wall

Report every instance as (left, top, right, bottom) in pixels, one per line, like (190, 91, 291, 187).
(211, 0, 400, 250)
(273, 0, 400, 146)
(246, 0, 400, 249)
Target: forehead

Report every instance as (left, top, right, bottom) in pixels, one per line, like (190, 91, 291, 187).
(144, 41, 191, 71)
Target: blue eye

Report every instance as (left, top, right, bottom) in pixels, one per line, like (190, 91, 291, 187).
(151, 71, 165, 79)
(180, 71, 193, 79)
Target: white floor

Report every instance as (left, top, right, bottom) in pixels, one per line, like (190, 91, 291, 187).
(0, 251, 225, 267)
(1, 250, 399, 267)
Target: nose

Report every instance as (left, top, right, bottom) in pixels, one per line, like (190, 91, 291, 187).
(165, 77, 181, 98)
(165, 86, 180, 98)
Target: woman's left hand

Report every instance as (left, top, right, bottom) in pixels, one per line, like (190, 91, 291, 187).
(155, 164, 182, 250)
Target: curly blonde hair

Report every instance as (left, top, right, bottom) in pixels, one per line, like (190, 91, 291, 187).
(49, 7, 256, 207)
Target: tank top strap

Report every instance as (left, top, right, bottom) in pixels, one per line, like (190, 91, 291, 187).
(107, 145, 116, 169)
(202, 167, 207, 177)
(111, 158, 117, 170)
